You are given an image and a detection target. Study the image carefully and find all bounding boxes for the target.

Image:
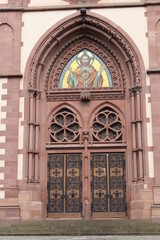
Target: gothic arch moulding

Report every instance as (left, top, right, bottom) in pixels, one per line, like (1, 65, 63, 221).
(24, 11, 145, 93)
(47, 102, 84, 128)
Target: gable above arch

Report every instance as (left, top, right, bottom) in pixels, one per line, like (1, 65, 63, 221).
(26, 11, 143, 93)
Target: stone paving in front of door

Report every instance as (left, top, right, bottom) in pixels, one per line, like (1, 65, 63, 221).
(0, 236, 160, 240)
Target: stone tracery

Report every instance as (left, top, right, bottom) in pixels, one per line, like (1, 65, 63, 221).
(49, 108, 80, 143)
(92, 106, 123, 143)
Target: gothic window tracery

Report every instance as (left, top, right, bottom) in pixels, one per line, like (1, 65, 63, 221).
(92, 107, 123, 142)
(49, 108, 80, 143)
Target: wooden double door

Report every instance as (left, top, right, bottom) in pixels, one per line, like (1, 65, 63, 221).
(47, 152, 126, 218)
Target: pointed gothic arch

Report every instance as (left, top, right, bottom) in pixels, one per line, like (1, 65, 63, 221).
(46, 105, 84, 145)
(89, 102, 126, 144)
(24, 11, 145, 91)
(24, 10, 146, 219)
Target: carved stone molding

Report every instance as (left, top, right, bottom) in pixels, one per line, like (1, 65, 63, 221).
(91, 106, 123, 143)
(46, 36, 125, 93)
(80, 89, 91, 101)
(129, 85, 142, 95)
(28, 13, 141, 91)
(49, 107, 80, 143)
(83, 131, 89, 141)
(46, 89, 125, 101)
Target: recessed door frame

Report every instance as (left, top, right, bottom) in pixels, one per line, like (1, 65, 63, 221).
(46, 145, 127, 220)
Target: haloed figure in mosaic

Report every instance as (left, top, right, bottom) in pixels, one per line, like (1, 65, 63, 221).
(67, 50, 105, 88)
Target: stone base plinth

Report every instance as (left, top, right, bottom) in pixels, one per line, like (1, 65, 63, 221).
(130, 183, 153, 220)
(151, 204, 160, 222)
(0, 206, 20, 226)
(153, 186, 160, 204)
(18, 189, 43, 220)
(151, 186, 160, 222)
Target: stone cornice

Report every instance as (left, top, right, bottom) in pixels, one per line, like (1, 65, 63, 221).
(46, 89, 125, 101)
(0, 1, 160, 12)
(0, 74, 23, 78)
(0, 7, 23, 12)
(147, 69, 160, 74)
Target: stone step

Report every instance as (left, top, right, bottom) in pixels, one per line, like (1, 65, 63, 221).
(0, 220, 160, 235)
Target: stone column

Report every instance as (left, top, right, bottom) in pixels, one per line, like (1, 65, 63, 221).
(28, 89, 35, 182)
(135, 86, 143, 181)
(34, 91, 41, 183)
(130, 85, 143, 181)
(130, 89, 138, 181)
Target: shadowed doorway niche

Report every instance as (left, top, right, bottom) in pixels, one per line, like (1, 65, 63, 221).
(24, 10, 146, 220)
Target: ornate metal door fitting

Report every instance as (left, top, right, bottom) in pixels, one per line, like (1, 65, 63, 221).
(91, 153, 126, 214)
(47, 153, 82, 214)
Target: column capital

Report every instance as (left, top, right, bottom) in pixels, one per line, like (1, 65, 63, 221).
(129, 85, 142, 94)
(28, 88, 41, 97)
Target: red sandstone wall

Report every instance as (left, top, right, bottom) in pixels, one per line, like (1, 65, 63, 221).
(0, 9, 22, 225)
(147, 3, 160, 221)
(147, 6, 160, 187)
(0, 0, 159, 223)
